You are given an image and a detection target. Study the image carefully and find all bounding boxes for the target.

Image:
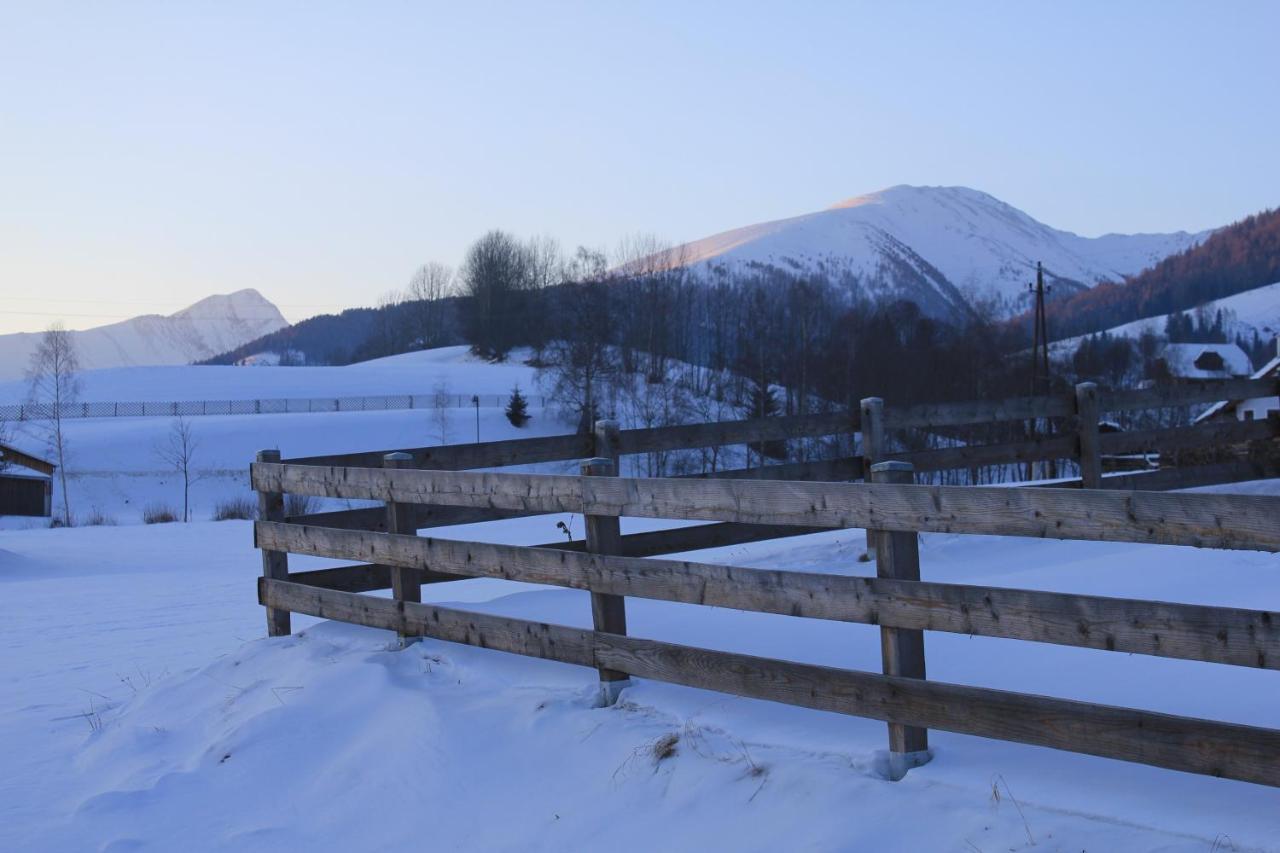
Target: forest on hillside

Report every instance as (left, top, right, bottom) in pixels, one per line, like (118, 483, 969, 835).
(1021, 207, 1280, 341)
(209, 207, 1280, 435)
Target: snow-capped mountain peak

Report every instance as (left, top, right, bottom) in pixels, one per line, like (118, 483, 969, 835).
(662, 185, 1207, 319)
(0, 289, 288, 381)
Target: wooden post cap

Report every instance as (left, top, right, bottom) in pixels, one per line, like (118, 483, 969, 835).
(580, 457, 615, 475)
(870, 460, 914, 474)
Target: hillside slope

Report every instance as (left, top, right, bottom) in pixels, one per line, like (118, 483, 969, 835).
(0, 290, 287, 381)
(657, 186, 1205, 318)
(1039, 206, 1280, 342)
(1050, 279, 1280, 357)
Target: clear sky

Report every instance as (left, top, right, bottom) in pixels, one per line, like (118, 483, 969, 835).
(2, 1, 1278, 334)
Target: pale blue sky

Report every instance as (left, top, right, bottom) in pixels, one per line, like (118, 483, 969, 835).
(2, 1, 1277, 333)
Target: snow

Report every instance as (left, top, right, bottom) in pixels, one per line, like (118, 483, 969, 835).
(0, 289, 287, 382)
(1, 350, 560, 527)
(4, 344, 1280, 850)
(662, 186, 1205, 317)
(4, 489, 1280, 851)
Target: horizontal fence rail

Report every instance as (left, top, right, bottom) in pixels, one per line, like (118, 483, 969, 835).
(259, 577, 1280, 787)
(882, 376, 1279, 430)
(0, 392, 540, 422)
(251, 463, 1280, 552)
(256, 522, 1280, 670)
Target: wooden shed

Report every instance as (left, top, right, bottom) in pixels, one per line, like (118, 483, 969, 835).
(0, 443, 54, 517)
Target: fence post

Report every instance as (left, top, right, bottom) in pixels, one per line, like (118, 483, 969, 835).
(1076, 382, 1102, 489)
(255, 449, 291, 637)
(383, 452, 421, 647)
(593, 418, 622, 473)
(581, 450, 630, 707)
(860, 397, 885, 560)
(869, 459, 930, 780)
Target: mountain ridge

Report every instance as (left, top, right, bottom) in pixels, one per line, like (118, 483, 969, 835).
(0, 289, 288, 381)
(655, 185, 1207, 318)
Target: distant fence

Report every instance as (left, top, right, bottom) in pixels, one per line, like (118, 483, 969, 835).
(252, 427, 1280, 787)
(0, 393, 546, 422)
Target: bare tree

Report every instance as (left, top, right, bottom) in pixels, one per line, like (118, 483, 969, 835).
(154, 416, 204, 522)
(26, 323, 80, 525)
(431, 379, 452, 445)
(524, 236, 564, 365)
(406, 262, 455, 349)
(370, 289, 406, 356)
(459, 230, 534, 360)
(540, 247, 618, 432)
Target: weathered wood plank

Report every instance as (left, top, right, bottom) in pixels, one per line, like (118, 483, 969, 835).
(582, 448, 629, 699)
(286, 562, 469, 593)
(256, 522, 1280, 669)
(254, 449, 290, 637)
(593, 635, 1280, 787)
(1076, 383, 1102, 489)
(884, 393, 1075, 429)
(869, 461, 928, 765)
(260, 579, 596, 666)
(1103, 377, 1277, 414)
(682, 456, 865, 482)
(253, 463, 1280, 551)
(1098, 417, 1278, 456)
(258, 579, 1280, 786)
(283, 411, 857, 471)
(285, 503, 533, 532)
(615, 411, 857, 456)
(536, 522, 826, 557)
(384, 453, 420, 644)
(283, 432, 593, 470)
(889, 433, 1078, 473)
(1100, 459, 1279, 492)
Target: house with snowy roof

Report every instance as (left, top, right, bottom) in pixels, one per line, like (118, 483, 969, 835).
(1195, 341, 1280, 424)
(1160, 343, 1252, 382)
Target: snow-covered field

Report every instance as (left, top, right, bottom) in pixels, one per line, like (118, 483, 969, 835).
(4, 489, 1280, 852)
(2, 348, 560, 528)
(4, 345, 1280, 851)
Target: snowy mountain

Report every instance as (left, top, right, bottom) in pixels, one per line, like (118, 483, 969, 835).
(0, 289, 288, 381)
(658, 185, 1206, 318)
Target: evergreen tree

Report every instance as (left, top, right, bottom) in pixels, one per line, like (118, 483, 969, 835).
(505, 384, 531, 428)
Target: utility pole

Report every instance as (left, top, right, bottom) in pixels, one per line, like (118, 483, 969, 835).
(1030, 262, 1050, 396)
(1027, 262, 1053, 480)
(472, 395, 480, 443)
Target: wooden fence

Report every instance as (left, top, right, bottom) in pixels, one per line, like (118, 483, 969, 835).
(279, 376, 1280, 562)
(252, 451, 1280, 786)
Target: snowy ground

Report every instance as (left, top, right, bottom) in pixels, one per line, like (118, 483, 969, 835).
(4, 347, 1279, 850)
(3, 486, 1280, 852)
(2, 348, 567, 528)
